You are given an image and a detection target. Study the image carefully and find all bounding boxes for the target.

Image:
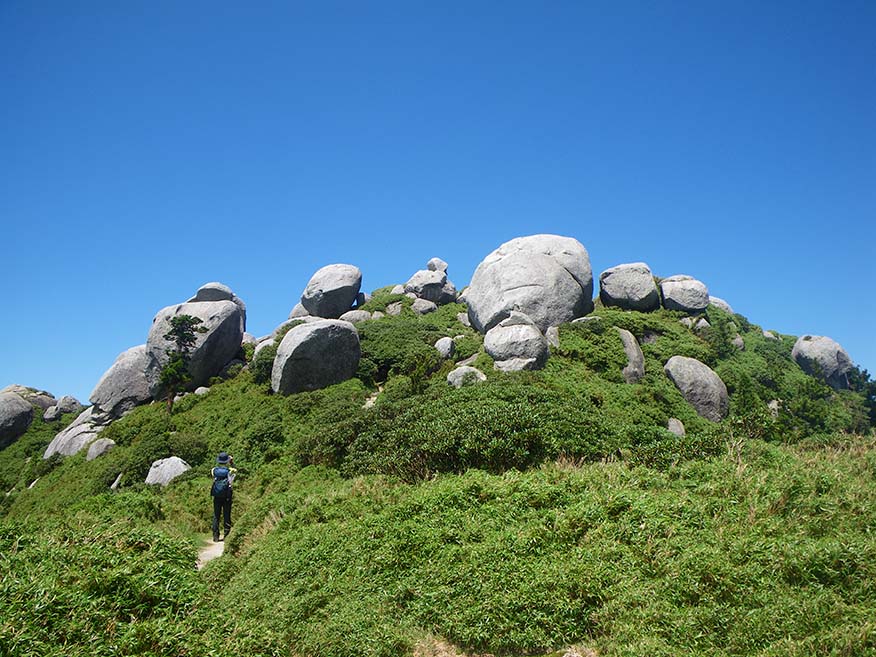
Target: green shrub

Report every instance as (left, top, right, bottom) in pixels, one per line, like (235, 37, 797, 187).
(250, 344, 277, 385)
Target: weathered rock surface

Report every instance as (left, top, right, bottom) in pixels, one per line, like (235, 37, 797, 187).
(664, 356, 729, 422)
(484, 312, 549, 372)
(599, 262, 660, 312)
(792, 335, 852, 390)
(428, 257, 449, 272)
(412, 298, 437, 315)
(763, 330, 779, 341)
(301, 264, 362, 319)
(43, 395, 84, 422)
(386, 302, 404, 316)
(435, 337, 455, 359)
(271, 320, 360, 395)
(405, 269, 447, 303)
(390, 284, 405, 295)
(660, 275, 709, 313)
(90, 345, 152, 418)
(0, 393, 34, 449)
(340, 309, 372, 323)
(86, 438, 116, 461)
(709, 296, 734, 314)
(145, 456, 191, 486)
(546, 326, 560, 349)
(667, 418, 686, 437)
(466, 234, 594, 333)
(1, 385, 55, 410)
(457, 312, 471, 328)
(615, 327, 645, 383)
(447, 365, 487, 388)
(289, 303, 309, 319)
(43, 407, 107, 459)
(145, 301, 244, 396)
(189, 282, 247, 332)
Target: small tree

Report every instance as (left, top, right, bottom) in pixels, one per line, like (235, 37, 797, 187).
(159, 314, 207, 414)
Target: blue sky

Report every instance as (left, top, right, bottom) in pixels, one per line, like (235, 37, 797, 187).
(2, 1, 874, 403)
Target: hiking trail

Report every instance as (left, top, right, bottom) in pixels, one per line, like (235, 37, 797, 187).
(196, 536, 225, 570)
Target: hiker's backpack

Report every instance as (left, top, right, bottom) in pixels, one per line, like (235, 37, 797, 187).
(211, 466, 231, 498)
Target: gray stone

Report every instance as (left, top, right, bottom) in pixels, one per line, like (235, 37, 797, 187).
(301, 264, 362, 319)
(435, 337, 455, 359)
(253, 339, 275, 358)
(0, 393, 34, 449)
(386, 302, 404, 316)
(405, 269, 447, 303)
(660, 275, 709, 313)
(412, 298, 438, 315)
(144, 301, 244, 396)
(355, 292, 371, 307)
(680, 317, 695, 329)
(709, 296, 734, 314)
(1, 385, 55, 410)
(190, 282, 246, 332)
(372, 311, 385, 320)
(428, 257, 449, 272)
(43, 406, 62, 422)
(664, 356, 729, 422)
(145, 456, 191, 486)
(289, 303, 309, 319)
(242, 332, 258, 346)
(768, 400, 781, 418)
(271, 320, 360, 395)
(438, 280, 458, 305)
(56, 395, 83, 414)
(405, 292, 417, 300)
(615, 327, 645, 383)
(599, 262, 660, 312)
(732, 334, 745, 351)
(43, 407, 106, 459)
(339, 309, 372, 324)
(86, 438, 116, 461)
(466, 234, 594, 333)
(546, 326, 560, 349)
(572, 316, 602, 325)
(667, 418, 686, 437)
(792, 335, 853, 390)
(447, 365, 487, 388)
(763, 330, 779, 341)
(484, 312, 549, 372)
(194, 386, 210, 395)
(695, 318, 711, 334)
(457, 312, 471, 328)
(390, 285, 406, 295)
(89, 345, 152, 418)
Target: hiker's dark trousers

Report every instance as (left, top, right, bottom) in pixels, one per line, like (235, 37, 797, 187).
(212, 492, 232, 539)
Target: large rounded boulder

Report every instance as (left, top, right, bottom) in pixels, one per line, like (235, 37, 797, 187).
(483, 312, 549, 372)
(90, 345, 152, 418)
(466, 234, 594, 333)
(664, 356, 729, 422)
(599, 262, 660, 312)
(660, 275, 709, 313)
(792, 335, 852, 390)
(145, 456, 191, 486)
(271, 319, 360, 395)
(189, 282, 247, 332)
(301, 264, 362, 319)
(0, 392, 34, 449)
(144, 301, 244, 396)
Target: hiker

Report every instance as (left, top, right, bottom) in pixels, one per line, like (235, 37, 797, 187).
(211, 452, 237, 542)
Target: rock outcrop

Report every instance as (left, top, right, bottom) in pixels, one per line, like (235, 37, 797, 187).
(615, 328, 645, 383)
(664, 356, 729, 422)
(792, 335, 852, 390)
(271, 320, 360, 395)
(447, 365, 487, 388)
(43, 407, 108, 459)
(483, 312, 549, 372)
(1, 385, 55, 410)
(145, 456, 190, 486)
(43, 395, 84, 422)
(599, 263, 660, 312)
(466, 234, 593, 333)
(0, 392, 34, 449)
(90, 345, 152, 418)
(301, 264, 362, 319)
(709, 296, 734, 314)
(660, 275, 709, 314)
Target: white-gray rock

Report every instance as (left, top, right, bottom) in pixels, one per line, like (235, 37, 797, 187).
(768, 400, 781, 418)
(412, 298, 438, 315)
(546, 326, 560, 349)
(386, 302, 404, 316)
(289, 303, 309, 319)
(664, 356, 729, 422)
(390, 284, 406, 295)
(709, 296, 734, 314)
(792, 335, 853, 390)
(599, 262, 660, 312)
(405, 269, 447, 303)
(1, 385, 55, 410)
(242, 332, 258, 346)
(144, 301, 244, 397)
(667, 418, 686, 437)
(145, 457, 191, 486)
(660, 275, 709, 313)
(271, 320, 361, 395)
(447, 366, 487, 388)
(484, 312, 549, 372)
(438, 280, 458, 305)
(615, 327, 645, 383)
(572, 316, 602, 325)
(86, 438, 116, 461)
(253, 339, 275, 358)
(680, 317, 695, 329)
(435, 337, 455, 359)
(190, 282, 247, 332)
(0, 393, 34, 449)
(90, 345, 152, 418)
(732, 334, 745, 351)
(372, 311, 386, 320)
(43, 396, 82, 422)
(43, 407, 106, 459)
(457, 312, 472, 328)
(763, 330, 779, 341)
(301, 264, 362, 319)
(339, 309, 372, 324)
(695, 318, 711, 334)
(428, 257, 449, 272)
(466, 234, 594, 333)
(194, 386, 210, 395)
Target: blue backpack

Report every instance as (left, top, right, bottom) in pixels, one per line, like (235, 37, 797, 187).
(211, 466, 231, 498)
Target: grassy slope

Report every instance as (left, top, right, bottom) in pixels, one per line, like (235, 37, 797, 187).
(1, 301, 874, 656)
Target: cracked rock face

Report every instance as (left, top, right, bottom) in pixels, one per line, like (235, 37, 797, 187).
(466, 234, 594, 333)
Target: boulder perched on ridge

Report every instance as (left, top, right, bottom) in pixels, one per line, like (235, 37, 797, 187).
(145, 457, 190, 486)
(709, 296, 734, 314)
(466, 234, 594, 333)
(484, 312, 549, 372)
(271, 320, 360, 395)
(90, 345, 152, 418)
(664, 356, 729, 422)
(43, 395, 84, 422)
(301, 264, 362, 319)
(189, 282, 247, 332)
(599, 262, 660, 312)
(1, 385, 55, 410)
(660, 275, 709, 313)
(447, 366, 487, 388)
(792, 335, 852, 390)
(0, 392, 34, 449)
(428, 257, 449, 272)
(144, 301, 244, 397)
(615, 328, 645, 383)
(405, 269, 447, 303)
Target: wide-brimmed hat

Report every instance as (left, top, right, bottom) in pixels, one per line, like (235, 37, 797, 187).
(216, 452, 231, 464)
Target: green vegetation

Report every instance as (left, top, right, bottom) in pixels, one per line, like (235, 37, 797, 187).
(1, 301, 873, 656)
(159, 314, 208, 414)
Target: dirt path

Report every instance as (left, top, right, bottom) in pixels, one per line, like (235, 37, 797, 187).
(196, 536, 225, 570)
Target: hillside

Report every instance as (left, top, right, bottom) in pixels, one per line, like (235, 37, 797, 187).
(2, 238, 875, 657)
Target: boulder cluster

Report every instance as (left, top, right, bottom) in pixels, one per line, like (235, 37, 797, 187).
(0, 385, 84, 450)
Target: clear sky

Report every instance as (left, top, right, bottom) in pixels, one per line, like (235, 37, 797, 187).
(2, 1, 874, 403)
